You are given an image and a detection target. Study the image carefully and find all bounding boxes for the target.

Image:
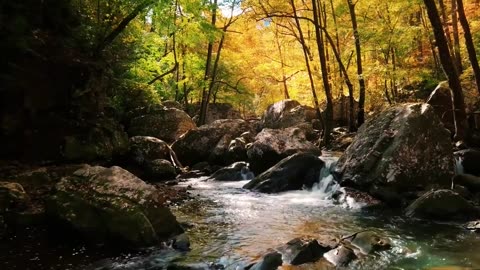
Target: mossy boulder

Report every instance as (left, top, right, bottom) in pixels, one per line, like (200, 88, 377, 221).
(63, 119, 129, 162)
(129, 136, 170, 166)
(146, 159, 177, 181)
(47, 165, 183, 247)
(127, 107, 196, 143)
(334, 103, 454, 199)
(171, 119, 255, 166)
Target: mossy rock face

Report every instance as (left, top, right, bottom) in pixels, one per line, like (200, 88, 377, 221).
(334, 103, 454, 198)
(47, 165, 183, 247)
(63, 119, 129, 162)
(129, 136, 170, 166)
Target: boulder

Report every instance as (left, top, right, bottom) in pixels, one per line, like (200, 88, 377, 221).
(426, 81, 455, 136)
(146, 159, 177, 181)
(323, 245, 357, 267)
(334, 103, 454, 199)
(261, 99, 318, 129)
(128, 107, 196, 143)
(63, 119, 129, 162)
(405, 189, 479, 221)
(47, 165, 183, 247)
(453, 174, 480, 192)
(344, 231, 391, 254)
(129, 136, 170, 166)
(190, 103, 242, 124)
(208, 162, 254, 181)
(455, 149, 480, 176)
(0, 182, 29, 213)
(243, 153, 324, 193)
(247, 127, 321, 174)
(172, 119, 255, 166)
(276, 237, 329, 265)
(172, 233, 190, 251)
(248, 251, 283, 270)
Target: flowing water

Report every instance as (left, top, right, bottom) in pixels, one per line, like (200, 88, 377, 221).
(81, 156, 480, 270)
(2, 156, 480, 270)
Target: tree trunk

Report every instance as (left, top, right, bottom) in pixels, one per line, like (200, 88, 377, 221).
(452, 0, 463, 73)
(274, 29, 291, 99)
(290, 0, 322, 125)
(95, 0, 155, 55)
(423, 0, 467, 140)
(199, 0, 218, 126)
(457, 0, 480, 95)
(312, 0, 334, 145)
(347, 0, 366, 127)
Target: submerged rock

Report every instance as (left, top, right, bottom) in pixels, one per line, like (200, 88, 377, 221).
(247, 127, 321, 174)
(243, 153, 324, 193)
(172, 233, 190, 251)
(276, 237, 330, 265)
(47, 165, 183, 247)
(248, 250, 283, 270)
(344, 231, 391, 254)
(323, 245, 357, 267)
(405, 189, 479, 221)
(208, 162, 254, 181)
(334, 103, 454, 200)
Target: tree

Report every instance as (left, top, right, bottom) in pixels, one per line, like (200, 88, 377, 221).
(423, 0, 466, 140)
(347, 0, 366, 127)
(456, 0, 480, 95)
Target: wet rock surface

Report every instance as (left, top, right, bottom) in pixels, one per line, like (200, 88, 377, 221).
(334, 103, 454, 200)
(244, 153, 324, 193)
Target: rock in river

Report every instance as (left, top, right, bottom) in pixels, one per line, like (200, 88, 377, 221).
(47, 165, 183, 247)
(208, 162, 254, 181)
(405, 189, 480, 221)
(243, 152, 324, 193)
(247, 127, 321, 174)
(334, 103, 454, 199)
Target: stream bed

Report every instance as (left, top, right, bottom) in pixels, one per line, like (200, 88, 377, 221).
(2, 156, 480, 270)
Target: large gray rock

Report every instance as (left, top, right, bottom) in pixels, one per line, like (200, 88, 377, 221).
(172, 119, 255, 166)
(208, 162, 254, 181)
(247, 127, 321, 174)
(129, 136, 170, 166)
(334, 103, 454, 198)
(128, 107, 196, 143)
(405, 189, 479, 221)
(47, 165, 183, 247)
(244, 153, 324, 193)
(261, 99, 318, 130)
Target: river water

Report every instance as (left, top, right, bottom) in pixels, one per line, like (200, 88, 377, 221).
(83, 156, 480, 270)
(2, 157, 480, 269)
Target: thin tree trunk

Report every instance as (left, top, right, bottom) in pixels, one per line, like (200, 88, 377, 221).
(274, 29, 290, 99)
(439, 0, 455, 58)
(312, 0, 333, 145)
(423, 0, 467, 140)
(457, 0, 480, 95)
(199, 0, 218, 126)
(347, 0, 366, 127)
(290, 0, 322, 126)
(452, 0, 463, 73)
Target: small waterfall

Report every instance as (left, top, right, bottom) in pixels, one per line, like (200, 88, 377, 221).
(313, 157, 341, 199)
(455, 156, 464, 175)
